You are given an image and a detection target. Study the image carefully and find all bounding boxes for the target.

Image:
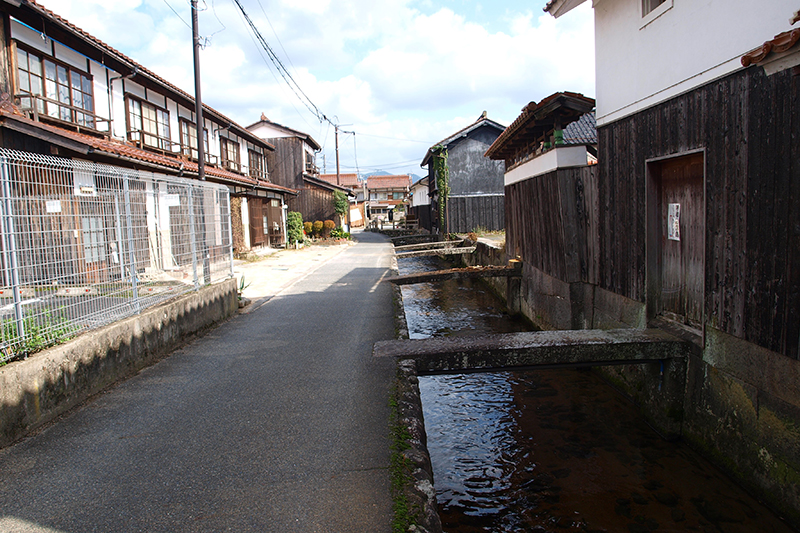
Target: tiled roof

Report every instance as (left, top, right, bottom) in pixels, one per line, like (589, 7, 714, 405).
(485, 92, 595, 160)
(366, 175, 412, 190)
(563, 112, 597, 145)
(741, 28, 800, 67)
(421, 114, 506, 166)
(318, 173, 361, 188)
(0, 106, 296, 195)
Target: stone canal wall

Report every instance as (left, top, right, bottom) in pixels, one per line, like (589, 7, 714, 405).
(458, 239, 800, 526)
(0, 279, 238, 448)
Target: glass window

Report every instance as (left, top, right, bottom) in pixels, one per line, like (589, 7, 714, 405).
(16, 47, 94, 127)
(220, 137, 240, 172)
(248, 149, 267, 180)
(179, 119, 209, 162)
(642, 0, 666, 16)
(127, 97, 170, 150)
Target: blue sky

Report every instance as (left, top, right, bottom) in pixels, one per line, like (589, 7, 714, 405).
(36, 0, 595, 177)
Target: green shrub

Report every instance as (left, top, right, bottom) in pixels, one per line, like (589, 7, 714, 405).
(1, 310, 78, 361)
(303, 221, 313, 236)
(312, 220, 323, 235)
(323, 220, 335, 237)
(333, 190, 349, 217)
(330, 227, 351, 239)
(287, 211, 304, 244)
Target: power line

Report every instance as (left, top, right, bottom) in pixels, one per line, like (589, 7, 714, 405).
(231, 0, 331, 126)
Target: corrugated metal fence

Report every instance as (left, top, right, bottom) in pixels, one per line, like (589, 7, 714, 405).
(0, 148, 233, 363)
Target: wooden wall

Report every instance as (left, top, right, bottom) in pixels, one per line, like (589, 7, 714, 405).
(598, 66, 799, 359)
(505, 166, 598, 284)
(287, 186, 336, 224)
(409, 204, 431, 232)
(446, 195, 504, 233)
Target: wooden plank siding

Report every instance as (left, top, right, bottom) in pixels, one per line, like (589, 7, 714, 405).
(287, 186, 336, 224)
(447, 195, 504, 233)
(505, 166, 598, 284)
(598, 66, 799, 359)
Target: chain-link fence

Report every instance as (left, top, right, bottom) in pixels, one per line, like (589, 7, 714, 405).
(0, 148, 233, 363)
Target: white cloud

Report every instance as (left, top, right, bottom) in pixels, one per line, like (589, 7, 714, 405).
(34, 0, 595, 176)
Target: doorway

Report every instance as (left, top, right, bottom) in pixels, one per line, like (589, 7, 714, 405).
(647, 152, 705, 331)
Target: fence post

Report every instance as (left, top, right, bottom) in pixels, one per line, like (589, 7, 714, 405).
(227, 190, 234, 278)
(188, 184, 199, 290)
(122, 174, 140, 312)
(0, 157, 24, 341)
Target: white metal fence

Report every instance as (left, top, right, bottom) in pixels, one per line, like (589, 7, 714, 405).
(0, 148, 233, 363)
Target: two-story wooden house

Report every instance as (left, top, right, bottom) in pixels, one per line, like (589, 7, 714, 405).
(0, 0, 296, 260)
(365, 175, 411, 222)
(247, 114, 350, 224)
(544, 0, 800, 522)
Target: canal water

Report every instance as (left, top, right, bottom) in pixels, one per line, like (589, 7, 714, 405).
(398, 255, 794, 533)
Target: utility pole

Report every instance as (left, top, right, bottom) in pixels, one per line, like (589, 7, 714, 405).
(335, 124, 340, 185)
(191, 0, 210, 284)
(191, 0, 205, 181)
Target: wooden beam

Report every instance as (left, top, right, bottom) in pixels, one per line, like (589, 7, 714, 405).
(386, 265, 519, 285)
(395, 246, 476, 258)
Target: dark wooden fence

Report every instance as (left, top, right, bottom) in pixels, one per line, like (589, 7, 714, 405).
(598, 65, 799, 359)
(505, 166, 598, 284)
(409, 204, 431, 231)
(447, 194, 504, 233)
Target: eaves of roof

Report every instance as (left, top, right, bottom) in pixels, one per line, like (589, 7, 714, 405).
(6, 0, 273, 152)
(741, 27, 800, 67)
(420, 116, 506, 167)
(543, 0, 588, 18)
(303, 174, 355, 195)
(245, 117, 321, 151)
(485, 92, 595, 161)
(318, 173, 361, 188)
(0, 107, 297, 196)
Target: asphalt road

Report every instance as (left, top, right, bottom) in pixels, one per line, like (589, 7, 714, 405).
(0, 231, 398, 532)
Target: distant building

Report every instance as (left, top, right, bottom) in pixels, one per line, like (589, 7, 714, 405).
(421, 113, 505, 234)
(248, 115, 350, 224)
(365, 175, 411, 221)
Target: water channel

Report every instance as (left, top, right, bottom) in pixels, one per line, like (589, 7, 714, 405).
(398, 255, 794, 533)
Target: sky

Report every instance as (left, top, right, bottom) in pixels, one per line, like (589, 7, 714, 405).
(35, 0, 595, 179)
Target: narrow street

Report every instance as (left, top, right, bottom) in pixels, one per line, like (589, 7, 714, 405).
(0, 231, 398, 533)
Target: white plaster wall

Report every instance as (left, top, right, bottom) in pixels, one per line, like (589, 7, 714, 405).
(11, 20, 49, 54)
(594, 0, 797, 126)
(249, 122, 293, 139)
(504, 146, 589, 186)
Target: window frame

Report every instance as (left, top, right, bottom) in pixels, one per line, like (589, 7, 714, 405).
(179, 118, 210, 163)
(125, 95, 171, 151)
(248, 148, 268, 181)
(641, 0, 672, 27)
(220, 137, 241, 172)
(16, 45, 96, 128)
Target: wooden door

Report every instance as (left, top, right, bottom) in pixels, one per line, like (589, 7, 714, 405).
(657, 154, 704, 327)
(248, 199, 265, 246)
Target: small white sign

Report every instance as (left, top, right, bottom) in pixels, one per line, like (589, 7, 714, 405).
(45, 200, 62, 213)
(164, 193, 181, 207)
(668, 203, 680, 241)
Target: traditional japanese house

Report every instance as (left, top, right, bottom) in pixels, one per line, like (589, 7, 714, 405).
(0, 0, 296, 283)
(421, 113, 506, 234)
(247, 115, 348, 224)
(544, 0, 800, 521)
(365, 175, 411, 222)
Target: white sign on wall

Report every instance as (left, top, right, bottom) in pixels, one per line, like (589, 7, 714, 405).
(668, 203, 681, 241)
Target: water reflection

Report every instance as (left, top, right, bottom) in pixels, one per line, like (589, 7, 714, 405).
(399, 255, 794, 533)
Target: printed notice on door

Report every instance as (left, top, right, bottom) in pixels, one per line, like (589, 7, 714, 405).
(668, 203, 680, 241)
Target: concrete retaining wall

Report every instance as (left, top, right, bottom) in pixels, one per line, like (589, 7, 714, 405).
(0, 279, 238, 448)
